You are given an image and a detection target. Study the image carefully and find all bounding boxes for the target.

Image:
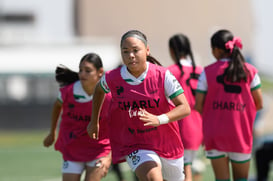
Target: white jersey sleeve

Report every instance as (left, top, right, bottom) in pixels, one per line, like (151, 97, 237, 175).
(251, 73, 261, 90)
(57, 90, 63, 103)
(196, 70, 207, 93)
(100, 74, 111, 93)
(164, 70, 184, 99)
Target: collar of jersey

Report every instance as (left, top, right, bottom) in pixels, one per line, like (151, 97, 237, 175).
(121, 62, 149, 83)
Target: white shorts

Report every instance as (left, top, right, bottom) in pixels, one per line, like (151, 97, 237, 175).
(62, 159, 100, 174)
(206, 149, 251, 163)
(126, 149, 185, 181)
(192, 159, 206, 174)
(183, 149, 198, 165)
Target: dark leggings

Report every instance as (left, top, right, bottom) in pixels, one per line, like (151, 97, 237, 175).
(255, 142, 273, 181)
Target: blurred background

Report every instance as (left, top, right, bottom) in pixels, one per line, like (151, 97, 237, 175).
(0, 0, 272, 180)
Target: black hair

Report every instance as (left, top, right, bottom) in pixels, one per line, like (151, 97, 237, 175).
(55, 53, 103, 87)
(169, 33, 200, 95)
(120, 30, 162, 66)
(211, 29, 248, 82)
(169, 33, 197, 77)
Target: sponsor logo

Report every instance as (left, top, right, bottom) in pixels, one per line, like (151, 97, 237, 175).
(116, 86, 124, 95)
(69, 132, 77, 139)
(68, 103, 74, 109)
(128, 107, 144, 118)
(216, 74, 241, 94)
(128, 128, 135, 134)
(118, 99, 160, 111)
(128, 150, 140, 165)
(63, 161, 69, 169)
(67, 112, 91, 122)
(132, 155, 140, 165)
(213, 101, 246, 112)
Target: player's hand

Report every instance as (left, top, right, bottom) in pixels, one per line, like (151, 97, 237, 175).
(87, 121, 99, 140)
(139, 108, 160, 127)
(43, 132, 55, 147)
(95, 153, 112, 177)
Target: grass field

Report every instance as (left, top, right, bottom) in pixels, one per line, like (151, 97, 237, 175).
(0, 130, 270, 181)
(0, 130, 143, 181)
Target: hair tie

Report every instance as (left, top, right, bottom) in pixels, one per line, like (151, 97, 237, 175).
(225, 37, 243, 53)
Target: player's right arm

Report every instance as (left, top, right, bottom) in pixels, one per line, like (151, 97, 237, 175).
(43, 99, 62, 147)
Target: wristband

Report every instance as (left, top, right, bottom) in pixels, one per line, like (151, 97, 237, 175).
(157, 114, 169, 125)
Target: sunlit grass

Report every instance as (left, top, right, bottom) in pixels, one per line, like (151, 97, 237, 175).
(261, 75, 273, 92)
(0, 130, 47, 148)
(1, 130, 269, 181)
(0, 130, 135, 181)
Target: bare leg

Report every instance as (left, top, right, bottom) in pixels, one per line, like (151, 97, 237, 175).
(85, 166, 106, 181)
(135, 161, 163, 181)
(85, 154, 112, 181)
(184, 164, 192, 181)
(210, 157, 230, 180)
(63, 173, 81, 181)
(231, 161, 250, 180)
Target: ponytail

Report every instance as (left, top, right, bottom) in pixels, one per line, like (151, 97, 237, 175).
(55, 65, 79, 87)
(225, 37, 248, 82)
(211, 30, 249, 82)
(147, 55, 162, 66)
(225, 45, 248, 82)
(169, 33, 200, 95)
(169, 34, 185, 76)
(55, 53, 103, 87)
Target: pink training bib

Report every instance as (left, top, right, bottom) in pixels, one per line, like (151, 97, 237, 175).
(168, 64, 203, 150)
(55, 83, 111, 161)
(202, 61, 257, 153)
(105, 64, 184, 163)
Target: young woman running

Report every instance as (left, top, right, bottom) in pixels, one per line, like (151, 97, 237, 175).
(87, 30, 191, 181)
(43, 53, 112, 181)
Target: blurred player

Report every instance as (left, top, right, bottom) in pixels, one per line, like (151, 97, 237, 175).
(195, 29, 263, 181)
(168, 33, 204, 181)
(43, 53, 112, 181)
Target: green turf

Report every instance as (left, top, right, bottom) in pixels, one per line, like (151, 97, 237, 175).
(1, 130, 271, 181)
(0, 130, 136, 181)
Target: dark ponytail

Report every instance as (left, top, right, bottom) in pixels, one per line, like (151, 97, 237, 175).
(227, 45, 248, 82)
(169, 34, 200, 95)
(55, 53, 103, 87)
(55, 65, 79, 87)
(211, 29, 248, 82)
(147, 55, 162, 66)
(169, 34, 198, 78)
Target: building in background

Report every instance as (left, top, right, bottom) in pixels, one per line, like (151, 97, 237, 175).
(0, 0, 119, 129)
(75, 0, 273, 76)
(75, 0, 254, 67)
